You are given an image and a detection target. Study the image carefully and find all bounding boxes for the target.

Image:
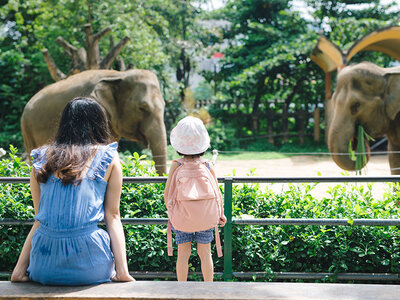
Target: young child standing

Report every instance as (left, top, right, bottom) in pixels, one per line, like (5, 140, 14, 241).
(11, 97, 134, 285)
(164, 116, 226, 282)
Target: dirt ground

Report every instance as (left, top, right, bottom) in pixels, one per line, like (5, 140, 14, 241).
(213, 154, 390, 177)
(212, 155, 393, 199)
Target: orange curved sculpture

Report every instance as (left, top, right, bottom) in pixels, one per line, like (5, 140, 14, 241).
(311, 25, 400, 73)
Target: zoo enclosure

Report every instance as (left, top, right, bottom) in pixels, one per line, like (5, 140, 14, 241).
(1, 175, 400, 281)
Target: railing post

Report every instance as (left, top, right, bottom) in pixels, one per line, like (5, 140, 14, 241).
(223, 177, 233, 281)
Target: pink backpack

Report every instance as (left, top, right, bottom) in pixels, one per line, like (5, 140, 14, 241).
(166, 157, 223, 257)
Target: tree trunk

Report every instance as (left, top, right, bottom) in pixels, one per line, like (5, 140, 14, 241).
(282, 104, 289, 143)
(297, 110, 307, 145)
(267, 111, 274, 145)
(314, 107, 321, 142)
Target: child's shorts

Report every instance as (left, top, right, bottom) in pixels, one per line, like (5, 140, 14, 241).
(171, 224, 214, 245)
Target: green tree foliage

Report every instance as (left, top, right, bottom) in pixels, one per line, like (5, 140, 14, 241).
(306, 0, 400, 66)
(144, 0, 213, 128)
(205, 0, 323, 145)
(202, 0, 399, 149)
(306, 0, 398, 25)
(2, 0, 400, 153)
(0, 0, 214, 151)
(0, 1, 50, 149)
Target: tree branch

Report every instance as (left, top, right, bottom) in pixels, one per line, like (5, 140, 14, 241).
(109, 35, 114, 49)
(68, 48, 87, 75)
(93, 26, 111, 43)
(56, 36, 77, 56)
(41, 49, 66, 81)
(100, 36, 130, 69)
(56, 37, 86, 75)
(84, 24, 97, 69)
(118, 57, 126, 71)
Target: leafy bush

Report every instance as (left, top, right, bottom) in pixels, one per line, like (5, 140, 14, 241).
(207, 120, 239, 151)
(231, 182, 400, 275)
(1, 146, 400, 280)
(243, 139, 277, 152)
(0, 146, 33, 269)
(278, 141, 328, 154)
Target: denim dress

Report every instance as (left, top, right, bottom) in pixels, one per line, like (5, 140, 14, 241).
(27, 142, 118, 285)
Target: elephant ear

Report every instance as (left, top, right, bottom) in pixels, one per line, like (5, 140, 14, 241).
(384, 72, 400, 120)
(91, 76, 124, 102)
(91, 76, 125, 116)
(89, 76, 128, 137)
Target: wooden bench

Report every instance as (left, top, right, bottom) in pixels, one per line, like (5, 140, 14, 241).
(1, 281, 400, 300)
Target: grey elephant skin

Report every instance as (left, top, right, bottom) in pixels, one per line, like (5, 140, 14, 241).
(21, 69, 167, 174)
(328, 61, 400, 174)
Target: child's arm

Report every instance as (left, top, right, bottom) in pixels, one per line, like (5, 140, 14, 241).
(208, 162, 227, 227)
(164, 161, 179, 207)
(104, 155, 134, 282)
(11, 169, 41, 282)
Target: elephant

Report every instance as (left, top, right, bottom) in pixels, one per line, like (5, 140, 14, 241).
(328, 61, 400, 174)
(21, 69, 167, 174)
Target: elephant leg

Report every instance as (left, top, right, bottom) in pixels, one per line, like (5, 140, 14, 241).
(388, 141, 400, 175)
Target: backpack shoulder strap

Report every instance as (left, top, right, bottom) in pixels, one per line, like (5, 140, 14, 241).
(166, 159, 184, 209)
(173, 158, 184, 166)
(196, 157, 210, 170)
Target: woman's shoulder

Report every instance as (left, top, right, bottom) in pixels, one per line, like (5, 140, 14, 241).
(97, 142, 118, 159)
(101, 141, 118, 151)
(30, 145, 48, 159)
(94, 142, 119, 180)
(31, 146, 50, 171)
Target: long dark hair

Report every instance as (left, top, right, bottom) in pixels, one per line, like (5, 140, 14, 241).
(36, 97, 113, 185)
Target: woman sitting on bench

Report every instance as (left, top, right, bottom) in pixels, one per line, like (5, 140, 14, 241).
(11, 97, 134, 285)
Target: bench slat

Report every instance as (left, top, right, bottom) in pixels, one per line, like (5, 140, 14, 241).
(1, 281, 400, 300)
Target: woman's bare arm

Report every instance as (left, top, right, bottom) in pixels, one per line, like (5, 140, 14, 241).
(104, 155, 134, 282)
(11, 170, 41, 282)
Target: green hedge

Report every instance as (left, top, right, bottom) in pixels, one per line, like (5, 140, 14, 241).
(1, 146, 400, 279)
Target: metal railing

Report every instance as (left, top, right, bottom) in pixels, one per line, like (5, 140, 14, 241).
(1, 175, 400, 281)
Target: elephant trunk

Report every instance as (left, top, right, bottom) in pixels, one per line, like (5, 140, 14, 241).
(328, 120, 370, 171)
(146, 123, 167, 175)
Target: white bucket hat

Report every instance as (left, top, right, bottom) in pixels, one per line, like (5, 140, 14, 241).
(170, 116, 210, 155)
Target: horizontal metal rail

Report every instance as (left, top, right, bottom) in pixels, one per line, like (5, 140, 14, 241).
(2, 175, 400, 184)
(0, 218, 167, 226)
(233, 218, 400, 226)
(1, 218, 400, 226)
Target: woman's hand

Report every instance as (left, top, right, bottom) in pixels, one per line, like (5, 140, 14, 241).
(112, 272, 135, 282)
(11, 267, 30, 282)
(219, 215, 227, 227)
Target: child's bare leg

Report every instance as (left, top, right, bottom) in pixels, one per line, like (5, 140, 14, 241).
(176, 242, 191, 281)
(197, 243, 213, 281)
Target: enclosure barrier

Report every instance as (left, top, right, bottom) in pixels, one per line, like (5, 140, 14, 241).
(1, 176, 400, 282)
